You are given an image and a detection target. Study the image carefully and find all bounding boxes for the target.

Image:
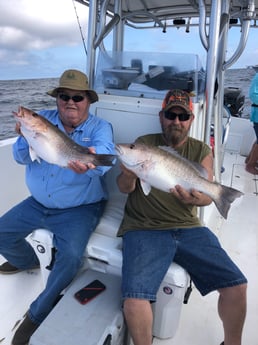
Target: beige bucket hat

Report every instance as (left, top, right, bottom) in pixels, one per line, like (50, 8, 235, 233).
(47, 69, 98, 103)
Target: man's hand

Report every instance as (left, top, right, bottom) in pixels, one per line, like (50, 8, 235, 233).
(117, 164, 138, 193)
(119, 164, 137, 179)
(68, 147, 96, 174)
(170, 185, 212, 206)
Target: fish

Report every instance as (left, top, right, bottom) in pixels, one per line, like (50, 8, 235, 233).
(115, 142, 244, 219)
(13, 106, 116, 167)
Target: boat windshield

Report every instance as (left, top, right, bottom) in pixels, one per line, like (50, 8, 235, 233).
(95, 51, 205, 100)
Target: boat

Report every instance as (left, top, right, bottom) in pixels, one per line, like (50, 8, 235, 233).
(1, 1, 258, 344)
(247, 64, 258, 72)
(252, 65, 258, 72)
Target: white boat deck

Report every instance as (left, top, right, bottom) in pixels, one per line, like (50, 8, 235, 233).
(0, 264, 43, 344)
(0, 150, 257, 345)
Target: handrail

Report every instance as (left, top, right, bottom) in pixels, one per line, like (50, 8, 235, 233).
(94, 14, 120, 48)
(224, 13, 253, 69)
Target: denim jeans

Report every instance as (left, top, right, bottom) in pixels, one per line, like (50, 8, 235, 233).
(122, 228, 247, 301)
(0, 196, 106, 324)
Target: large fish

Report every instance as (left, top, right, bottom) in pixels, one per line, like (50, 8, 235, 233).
(115, 142, 243, 219)
(13, 106, 116, 167)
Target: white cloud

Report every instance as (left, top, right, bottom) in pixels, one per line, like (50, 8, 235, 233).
(0, 0, 89, 79)
(0, 0, 257, 80)
(1, 0, 88, 48)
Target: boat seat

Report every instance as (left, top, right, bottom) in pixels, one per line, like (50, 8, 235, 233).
(29, 185, 190, 339)
(29, 158, 190, 340)
(29, 192, 126, 282)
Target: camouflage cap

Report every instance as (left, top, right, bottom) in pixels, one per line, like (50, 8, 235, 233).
(47, 69, 98, 104)
(162, 89, 193, 114)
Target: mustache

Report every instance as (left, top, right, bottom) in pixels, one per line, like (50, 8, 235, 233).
(167, 124, 182, 132)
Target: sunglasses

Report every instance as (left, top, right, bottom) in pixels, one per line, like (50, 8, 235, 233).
(58, 93, 86, 103)
(164, 111, 191, 122)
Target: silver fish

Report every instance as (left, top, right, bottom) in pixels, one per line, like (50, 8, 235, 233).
(13, 106, 116, 167)
(115, 143, 244, 219)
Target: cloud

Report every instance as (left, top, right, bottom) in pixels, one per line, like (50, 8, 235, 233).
(1, 0, 257, 80)
(0, 0, 88, 79)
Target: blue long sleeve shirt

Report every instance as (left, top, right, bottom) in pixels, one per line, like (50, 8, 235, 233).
(13, 109, 115, 208)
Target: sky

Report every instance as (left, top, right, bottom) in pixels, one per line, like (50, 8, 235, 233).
(1, 0, 258, 81)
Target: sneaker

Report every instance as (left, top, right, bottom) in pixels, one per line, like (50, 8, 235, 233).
(0, 262, 40, 274)
(12, 313, 39, 345)
(0, 262, 22, 274)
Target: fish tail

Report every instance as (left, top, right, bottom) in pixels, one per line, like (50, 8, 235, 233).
(213, 184, 244, 219)
(93, 154, 116, 166)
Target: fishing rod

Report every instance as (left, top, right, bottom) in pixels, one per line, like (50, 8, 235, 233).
(72, 0, 88, 57)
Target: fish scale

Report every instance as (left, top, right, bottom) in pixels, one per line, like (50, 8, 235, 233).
(13, 106, 116, 168)
(115, 142, 243, 219)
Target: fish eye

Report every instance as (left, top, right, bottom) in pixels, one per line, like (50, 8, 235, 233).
(130, 144, 135, 149)
(32, 112, 38, 117)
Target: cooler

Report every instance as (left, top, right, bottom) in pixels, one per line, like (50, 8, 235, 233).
(152, 262, 190, 339)
(29, 229, 54, 285)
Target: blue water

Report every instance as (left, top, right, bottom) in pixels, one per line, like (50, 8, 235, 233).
(0, 78, 57, 140)
(0, 68, 256, 140)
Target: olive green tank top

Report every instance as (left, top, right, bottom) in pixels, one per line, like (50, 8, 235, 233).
(117, 134, 211, 236)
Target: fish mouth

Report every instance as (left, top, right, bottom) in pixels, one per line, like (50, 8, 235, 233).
(115, 144, 123, 155)
(14, 106, 25, 118)
(12, 106, 22, 118)
(12, 111, 19, 118)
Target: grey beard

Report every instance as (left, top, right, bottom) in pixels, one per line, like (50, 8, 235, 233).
(163, 127, 187, 146)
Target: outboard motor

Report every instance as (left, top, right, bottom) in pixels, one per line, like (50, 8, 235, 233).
(224, 87, 245, 117)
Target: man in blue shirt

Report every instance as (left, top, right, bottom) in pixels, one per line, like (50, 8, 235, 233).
(0, 69, 115, 345)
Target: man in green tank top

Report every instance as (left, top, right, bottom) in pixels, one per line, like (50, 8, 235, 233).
(117, 89, 247, 345)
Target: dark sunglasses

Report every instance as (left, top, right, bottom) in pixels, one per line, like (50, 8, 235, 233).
(164, 111, 191, 122)
(58, 93, 86, 103)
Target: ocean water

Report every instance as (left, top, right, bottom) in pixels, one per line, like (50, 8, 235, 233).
(0, 78, 58, 140)
(0, 68, 256, 140)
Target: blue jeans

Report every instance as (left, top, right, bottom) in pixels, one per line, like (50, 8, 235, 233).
(122, 228, 247, 301)
(0, 196, 105, 324)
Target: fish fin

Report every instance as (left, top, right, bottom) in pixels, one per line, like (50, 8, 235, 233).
(158, 146, 178, 158)
(159, 145, 208, 178)
(140, 180, 152, 195)
(213, 184, 244, 219)
(92, 154, 116, 166)
(29, 146, 41, 163)
(159, 145, 178, 155)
